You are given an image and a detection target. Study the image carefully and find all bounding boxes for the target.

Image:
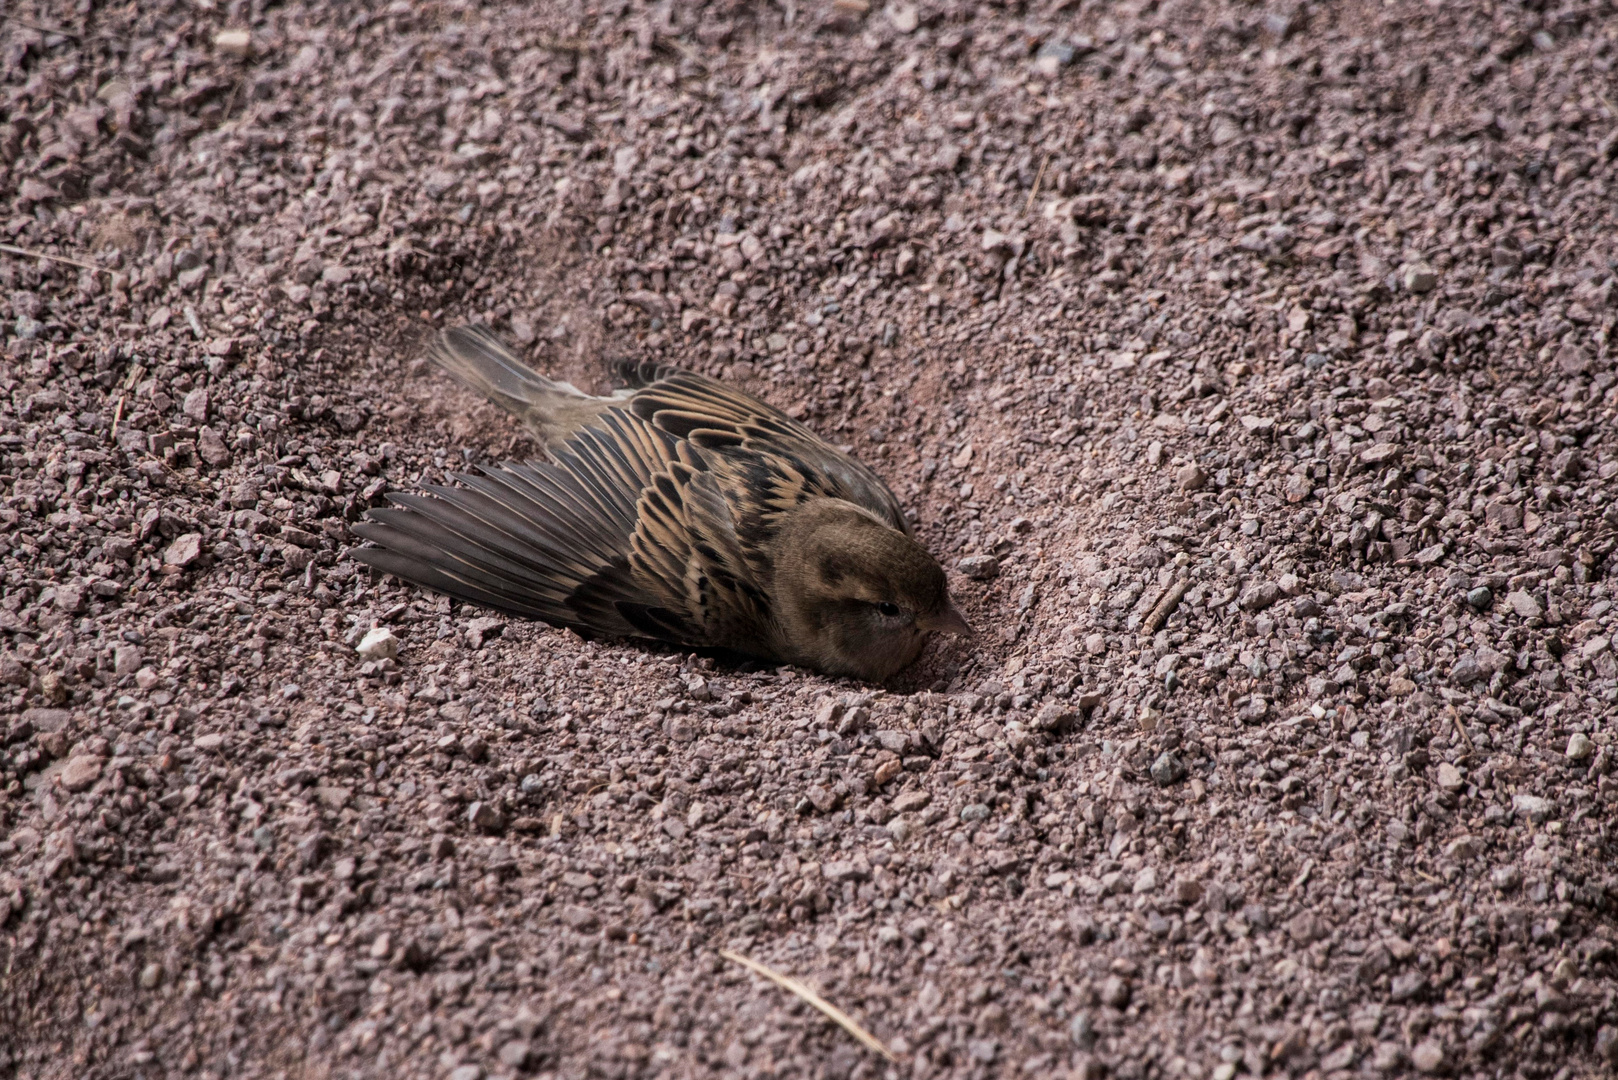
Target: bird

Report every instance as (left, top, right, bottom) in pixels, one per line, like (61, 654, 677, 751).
(352, 325, 972, 681)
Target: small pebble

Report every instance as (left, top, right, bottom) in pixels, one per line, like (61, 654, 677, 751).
(1410, 1039, 1446, 1074)
(214, 28, 252, 57)
(499, 1041, 533, 1070)
(356, 626, 399, 660)
(958, 555, 1000, 581)
(59, 755, 104, 792)
(1402, 264, 1439, 293)
(1506, 590, 1545, 619)
(1150, 751, 1186, 786)
(1512, 794, 1554, 822)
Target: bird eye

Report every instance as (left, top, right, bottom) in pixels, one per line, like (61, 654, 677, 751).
(876, 602, 901, 618)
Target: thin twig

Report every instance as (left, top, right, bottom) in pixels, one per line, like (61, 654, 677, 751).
(109, 363, 146, 443)
(1023, 152, 1051, 215)
(0, 242, 113, 275)
(719, 950, 897, 1062)
(536, 35, 589, 53)
(220, 79, 242, 125)
(1, 14, 82, 39)
(1141, 579, 1191, 637)
(658, 34, 710, 73)
(1448, 706, 1474, 753)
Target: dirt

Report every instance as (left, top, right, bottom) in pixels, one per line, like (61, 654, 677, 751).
(3, 0, 1618, 1078)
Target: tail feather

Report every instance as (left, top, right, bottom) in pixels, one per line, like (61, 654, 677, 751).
(427, 325, 613, 446)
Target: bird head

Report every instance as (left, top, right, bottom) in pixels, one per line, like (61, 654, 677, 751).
(773, 500, 973, 681)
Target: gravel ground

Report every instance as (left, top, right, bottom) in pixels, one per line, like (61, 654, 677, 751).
(3, 1, 1618, 1077)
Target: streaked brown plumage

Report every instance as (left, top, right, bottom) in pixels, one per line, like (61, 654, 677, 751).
(353, 326, 970, 680)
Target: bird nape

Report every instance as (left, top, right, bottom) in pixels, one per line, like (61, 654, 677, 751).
(353, 325, 971, 682)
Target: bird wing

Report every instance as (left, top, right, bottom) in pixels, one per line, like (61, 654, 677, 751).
(351, 408, 774, 653)
(426, 324, 622, 447)
(614, 360, 910, 536)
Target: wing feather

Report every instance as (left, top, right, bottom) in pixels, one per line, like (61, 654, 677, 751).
(353, 409, 776, 653)
(619, 368, 909, 535)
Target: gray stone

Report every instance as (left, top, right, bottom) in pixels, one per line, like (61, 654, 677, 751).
(1596, 1025, 1618, 1064)
(114, 645, 142, 675)
(824, 858, 870, 883)
(958, 555, 1000, 580)
(1512, 794, 1554, 822)
(197, 426, 232, 466)
(559, 904, 598, 931)
(498, 1040, 533, 1070)
(874, 729, 909, 753)
(1506, 590, 1543, 619)
(1035, 703, 1075, 731)
(466, 801, 505, 834)
(1149, 751, 1186, 786)
(60, 755, 104, 792)
(1359, 442, 1401, 465)
(1239, 582, 1281, 612)
(466, 616, 505, 649)
(1100, 975, 1132, 1008)
(182, 387, 210, 423)
(162, 533, 204, 568)
(892, 790, 931, 813)
(1485, 501, 1523, 530)
(1402, 264, 1438, 293)
(1410, 1038, 1446, 1074)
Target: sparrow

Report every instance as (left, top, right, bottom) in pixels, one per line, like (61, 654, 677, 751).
(352, 325, 972, 681)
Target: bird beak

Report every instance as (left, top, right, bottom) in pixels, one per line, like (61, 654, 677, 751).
(920, 604, 974, 638)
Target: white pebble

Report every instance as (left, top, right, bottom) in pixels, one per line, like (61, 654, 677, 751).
(356, 626, 399, 661)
